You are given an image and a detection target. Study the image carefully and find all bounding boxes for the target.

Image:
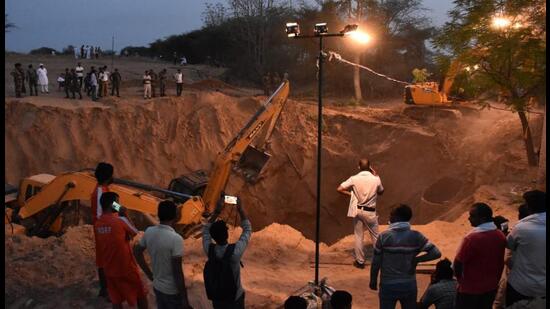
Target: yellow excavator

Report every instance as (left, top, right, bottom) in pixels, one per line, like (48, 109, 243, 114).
(404, 60, 465, 106)
(5, 81, 290, 237)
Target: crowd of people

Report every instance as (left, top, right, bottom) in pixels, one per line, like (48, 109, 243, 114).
(74, 45, 103, 59)
(87, 158, 545, 309)
(10, 61, 188, 100)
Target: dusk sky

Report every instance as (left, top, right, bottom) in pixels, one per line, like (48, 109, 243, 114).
(5, 0, 454, 53)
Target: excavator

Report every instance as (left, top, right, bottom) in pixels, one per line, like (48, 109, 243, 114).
(5, 81, 290, 238)
(403, 60, 467, 106)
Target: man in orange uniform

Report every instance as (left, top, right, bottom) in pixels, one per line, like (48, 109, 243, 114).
(92, 162, 114, 298)
(95, 192, 148, 309)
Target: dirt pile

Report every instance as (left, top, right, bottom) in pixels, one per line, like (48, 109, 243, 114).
(5, 92, 542, 243)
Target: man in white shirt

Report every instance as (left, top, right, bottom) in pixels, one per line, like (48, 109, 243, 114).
(143, 71, 152, 99)
(174, 69, 183, 96)
(134, 200, 192, 309)
(101, 66, 110, 97)
(337, 158, 384, 268)
(505, 190, 546, 307)
(75, 62, 84, 89)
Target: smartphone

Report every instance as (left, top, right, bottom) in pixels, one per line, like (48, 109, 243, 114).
(112, 201, 122, 212)
(224, 195, 238, 205)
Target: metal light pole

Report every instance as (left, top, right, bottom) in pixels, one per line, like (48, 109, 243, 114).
(111, 35, 115, 68)
(287, 23, 357, 286)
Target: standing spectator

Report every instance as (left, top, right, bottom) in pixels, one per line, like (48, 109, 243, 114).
(110, 68, 122, 97)
(75, 62, 85, 89)
(87, 45, 92, 59)
(69, 68, 82, 99)
(202, 197, 251, 309)
(63, 68, 71, 98)
(337, 158, 384, 269)
(418, 258, 457, 309)
(91, 162, 114, 298)
(94, 192, 148, 309)
(505, 190, 546, 307)
(37, 64, 49, 94)
(174, 69, 183, 96)
(74, 46, 79, 59)
(98, 46, 102, 58)
(90, 68, 99, 101)
(173, 52, 177, 65)
(149, 69, 158, 98)
(101, 66, 110, 97)
(80, 45, 85, 59)
(159, 69, 167, 97)
(10, 63, 25, 98)
(331, 290, 353, 309)
(26, 64, 39, 96)
(95, 46, 99, 59)
(143, 71, 152, 99)
(97, 67, 105, 97)
(134, 200, 193, 309)
(453, 203, 506, 309)
(369, 204, 441, 309)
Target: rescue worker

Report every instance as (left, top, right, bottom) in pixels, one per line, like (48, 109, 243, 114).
(149, 69, 158, 98)
(26, 64, 39, 96)
(337, 158, 384, 269)
(10, 63, 25, 98)
(110, 68, 121, 97)
(70, 68, 82, 99)
(97, 67, 104, 97)
(159, 69, 167, 97)
(91, 162, 115, 299)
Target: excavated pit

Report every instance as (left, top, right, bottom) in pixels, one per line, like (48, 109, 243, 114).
(4, 89, 541, 244)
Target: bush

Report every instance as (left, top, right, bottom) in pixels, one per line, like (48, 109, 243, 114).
(30, 47, 59, 55)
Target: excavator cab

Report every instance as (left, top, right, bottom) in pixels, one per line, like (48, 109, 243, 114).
(168, 170, 209, 204)
(235, 145, 271, 183)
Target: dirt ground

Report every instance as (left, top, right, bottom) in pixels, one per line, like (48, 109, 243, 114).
(4, 55, 545, 308)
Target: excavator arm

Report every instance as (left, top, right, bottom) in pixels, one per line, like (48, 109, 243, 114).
(180, 81, 290, 219)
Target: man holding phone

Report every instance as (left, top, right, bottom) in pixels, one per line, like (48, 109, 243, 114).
(202, 194, 251, 309)
(337, 158, 384, 269)
(94, 192, 148, 309)
(134, 200, 193, 309)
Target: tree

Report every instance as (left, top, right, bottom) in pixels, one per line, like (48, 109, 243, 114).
(5, 14, 16, 32)
(434, 0, 546, 166)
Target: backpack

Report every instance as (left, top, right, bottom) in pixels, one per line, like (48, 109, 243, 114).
(203, 243, 238, 301)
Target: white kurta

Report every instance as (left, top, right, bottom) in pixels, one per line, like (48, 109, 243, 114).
(37, 68, 48, 85)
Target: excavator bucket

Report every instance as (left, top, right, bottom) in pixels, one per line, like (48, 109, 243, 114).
(235, 145, 271, 183)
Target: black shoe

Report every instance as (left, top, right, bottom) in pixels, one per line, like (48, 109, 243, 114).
(353, 261, 365, 269)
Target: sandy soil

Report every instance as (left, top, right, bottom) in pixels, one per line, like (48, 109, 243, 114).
(4, 55, 545, 308)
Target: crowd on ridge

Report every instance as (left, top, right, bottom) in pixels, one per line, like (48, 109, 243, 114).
(10, 62, 187, 101)
(86, 159, 545, 309)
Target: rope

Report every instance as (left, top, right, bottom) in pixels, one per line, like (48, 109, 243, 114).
(325, 51, 411, 86)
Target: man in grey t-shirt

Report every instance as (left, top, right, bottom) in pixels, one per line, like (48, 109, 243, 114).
(134, 200, 192, 309)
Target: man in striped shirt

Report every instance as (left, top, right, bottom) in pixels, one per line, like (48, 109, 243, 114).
(370, 204, 441, 309)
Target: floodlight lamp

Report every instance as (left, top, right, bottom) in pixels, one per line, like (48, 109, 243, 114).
(348, 30, 372, 44)
(314, 23, 328, 35)
(286, 22, 300, 37)
(340, 24, 358, 34)
(473, 64, 479, 70)
(491, 15, 511, 29)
